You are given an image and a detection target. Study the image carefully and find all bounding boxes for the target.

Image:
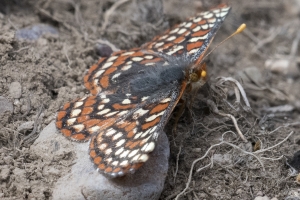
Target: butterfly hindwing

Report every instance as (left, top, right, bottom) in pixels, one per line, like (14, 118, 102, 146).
(88, 92, 180, 177)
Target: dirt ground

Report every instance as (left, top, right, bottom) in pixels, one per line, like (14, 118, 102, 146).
(0, 0, 300, 199)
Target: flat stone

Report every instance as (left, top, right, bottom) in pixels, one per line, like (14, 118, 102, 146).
(9, 82, 22, 99)
(31, 121, 169, 200)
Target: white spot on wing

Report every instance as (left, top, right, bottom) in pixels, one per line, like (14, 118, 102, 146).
(94, 70, 105, 78)
(133, 108, 148, 119)
(101, 98, 110, 103)
(193, 17, 202, 23)
(105, 111, 118, 117)
(145, 62, 155, 66)
(128, 149, 139, 158)
(192, 26, 201, 32)
(178, 28, 187, 35)
(144, 55, 154, 59)
(142, 96, 149, 101)
(132, 57, 144, 62)
(115, 147, 124, 155)
(98, 104, 104, 110)
(112, 73, 121, 81)
(139, 154, 149, 162)
(120, 160, 129, 166)
(117, 110, 129, 116)
(111, 161, 119, 166)
(112, 132, 123, 140)
(116, 139, 125, 148)
(122, 99, 131, 104)
(107, 56, 118, 62)
(67, 118, 76, 126)
(201, 24, 209, 29)
(105, 148, 112, 155)
(122, 51, 135, 56)
(89, 126, 100, 133)
(169, 27, 179, 34)
(154, 42, 164, 48)
(133, 132, 143, 139)
(184, 22, 192, 28)
(120, 150, 130, 158)
(106, 128, 116, 136)
(188, 49, 198, 54)
(131, 154, 140, 162)
(97, 108, 110, 115)
(167, 36, 176, 41)
(122, 64, 132, 71)
(144, 142, 155, 152)
(189, 35, 208, 42)
(166, 45, 184, 55)
(203, 13, 214, 19)
(72, 124, 84, 132)
(74, 102, 83, 108)
(102, 62, 113, 69)
(71, 109, 81, 117)
(161, 98, 171, 103)
(99, 143, 107, 150)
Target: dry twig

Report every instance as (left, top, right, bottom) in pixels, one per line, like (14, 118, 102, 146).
(175, 130, 294, 199)
(101, 0, 132, 33)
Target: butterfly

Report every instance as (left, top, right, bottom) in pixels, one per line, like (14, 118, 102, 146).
(56, 4, 231, 178)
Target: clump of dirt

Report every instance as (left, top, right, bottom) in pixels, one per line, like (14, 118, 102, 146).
(0, 0, 299, 199)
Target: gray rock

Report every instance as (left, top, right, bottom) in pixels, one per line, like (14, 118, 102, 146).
(15, 24, 59, 41)
(31, 121, 169, 200)
(17, 121, 34, 132)
(9, 82, 22, 99)
(0, 96, 13, 113)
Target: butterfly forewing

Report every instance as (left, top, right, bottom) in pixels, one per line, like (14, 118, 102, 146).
(143, 4, 230, 61)
(56, 4, 231, 177)
(84, 49, 164, 95)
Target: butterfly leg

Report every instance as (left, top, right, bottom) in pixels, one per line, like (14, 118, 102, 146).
(172, 98, 187, 134)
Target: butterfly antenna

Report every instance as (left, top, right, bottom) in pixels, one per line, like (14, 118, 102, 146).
(202, 23, 246, 61)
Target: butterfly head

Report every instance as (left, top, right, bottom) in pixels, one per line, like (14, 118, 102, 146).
(188, 62, 207, 86)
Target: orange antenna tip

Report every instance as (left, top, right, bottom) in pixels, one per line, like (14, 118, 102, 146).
(236, 23, 246, 34)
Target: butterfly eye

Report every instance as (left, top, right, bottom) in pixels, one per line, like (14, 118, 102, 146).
(189, 72, 199, 82)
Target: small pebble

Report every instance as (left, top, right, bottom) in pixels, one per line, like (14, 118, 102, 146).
(17, 121, 34, 132)
(212, 153, 232, 165)
(9, 82, 22, 98)
(0, 96, 13, 113)
(0, 165, 10, 180)
(94, 43, 113, 57)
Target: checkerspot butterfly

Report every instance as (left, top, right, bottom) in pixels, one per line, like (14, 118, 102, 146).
(56, 4, 231, 178)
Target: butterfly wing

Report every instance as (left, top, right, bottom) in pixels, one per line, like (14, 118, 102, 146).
(57, 78, 184, 177)
(56, 4, 232, 177)
(89, 92, 181, 177)
(142, 4, 231, 61)
(56, 93, 142, 142)
(84, 49, 165, 96)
